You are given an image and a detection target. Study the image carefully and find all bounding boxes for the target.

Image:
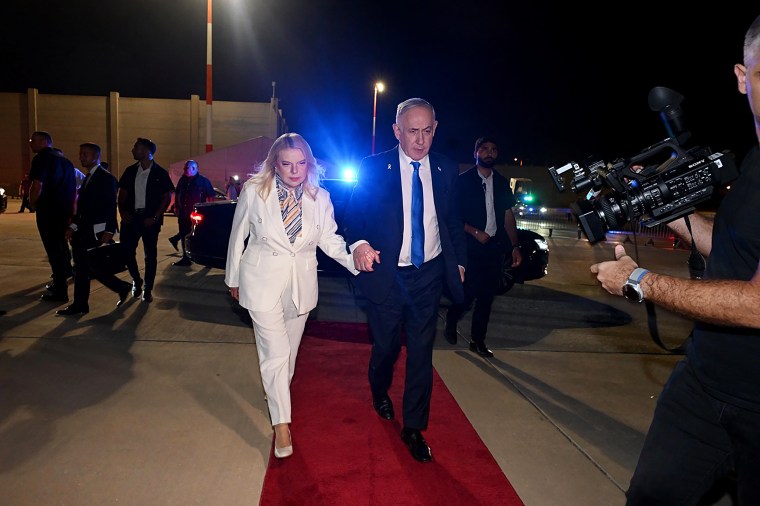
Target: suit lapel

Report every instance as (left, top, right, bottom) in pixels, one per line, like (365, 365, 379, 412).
(386, 148, 404, 229)
(428, 153, 445, 214)
(265, 179, 290, 244)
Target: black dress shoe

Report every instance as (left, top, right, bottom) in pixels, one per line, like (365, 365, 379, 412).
(372, 394, 394, 420)
(41, 292, 69, 303)
(172, 257, 192, 267)
(116, 283, 132, 307)
(142, 292, 153, 303)
(56, 305, 89, 316)
(168, 236, 179, 251)
(131, 280, 143, 299)
(444, 327, 458, 345)
(400, 427, 432, 463)
(470, 341, 494, 358)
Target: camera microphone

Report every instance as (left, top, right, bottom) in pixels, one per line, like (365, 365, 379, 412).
(648, 86, 691, 146)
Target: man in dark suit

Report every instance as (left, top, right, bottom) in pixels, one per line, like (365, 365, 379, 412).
(445, 137, 522, 357)
(117, 138, 175, 303)
(343, 98, 467, 463)
(56, 143, 132, 316)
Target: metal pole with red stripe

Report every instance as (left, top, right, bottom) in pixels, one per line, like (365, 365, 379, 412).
(205, 0, 213, 152)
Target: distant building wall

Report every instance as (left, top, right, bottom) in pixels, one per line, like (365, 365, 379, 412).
(0, 88, 287, 195)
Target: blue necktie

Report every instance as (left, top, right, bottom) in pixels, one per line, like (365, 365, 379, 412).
(410, 161, 424, 268)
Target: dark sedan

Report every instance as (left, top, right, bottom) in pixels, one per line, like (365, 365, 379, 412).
(185, 179, 548, 292)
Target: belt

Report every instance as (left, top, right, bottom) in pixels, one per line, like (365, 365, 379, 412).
(397, 254, 442, 271)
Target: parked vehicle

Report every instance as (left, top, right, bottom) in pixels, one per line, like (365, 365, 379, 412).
(185, 179, 549, 292)
(167, 187, 227, 216)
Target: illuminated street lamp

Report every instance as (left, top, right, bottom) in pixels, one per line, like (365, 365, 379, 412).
(371, 82, 384, 155)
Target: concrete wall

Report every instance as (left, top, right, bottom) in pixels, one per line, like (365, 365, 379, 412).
(0, 89, 286, 195)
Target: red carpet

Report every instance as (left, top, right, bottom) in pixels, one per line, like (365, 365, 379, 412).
(259, 321, 524, 506)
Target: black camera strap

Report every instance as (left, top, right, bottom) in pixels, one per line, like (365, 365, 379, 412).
(644, 299, 689, 354)
(642, 215, 702, 354)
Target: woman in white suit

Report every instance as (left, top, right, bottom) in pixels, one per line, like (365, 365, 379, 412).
(225, 133, 376, 459)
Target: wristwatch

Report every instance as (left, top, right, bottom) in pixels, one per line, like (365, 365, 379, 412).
(622, 268, 649, 303)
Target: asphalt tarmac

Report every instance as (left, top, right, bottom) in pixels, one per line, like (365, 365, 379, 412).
(0, 204, 734, 505)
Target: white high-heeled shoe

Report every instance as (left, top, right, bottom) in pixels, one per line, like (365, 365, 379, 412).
(274, 429, 293, 459)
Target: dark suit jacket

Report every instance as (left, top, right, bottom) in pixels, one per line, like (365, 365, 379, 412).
(72, 166, 118, 248)
(342, 146, 467, 304)
(456, 166, 517, 254)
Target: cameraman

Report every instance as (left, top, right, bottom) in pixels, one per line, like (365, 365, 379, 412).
(591, 14, 760, 505)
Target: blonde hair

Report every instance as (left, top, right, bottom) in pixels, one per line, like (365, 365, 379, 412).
(250, 133, 323, 200)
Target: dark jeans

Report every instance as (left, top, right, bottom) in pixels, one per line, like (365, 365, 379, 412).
(366, 255, 444, 430)
(172, 213, 192, 259)
(19, 196, 33, 212)
(446, 241, 504, 342)
(36, 211, 72, 294)
(627, 359, 760, 505)
(119, 216, 161, 293)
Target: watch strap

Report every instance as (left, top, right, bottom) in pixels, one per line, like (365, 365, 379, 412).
(629, 268, 649, 283)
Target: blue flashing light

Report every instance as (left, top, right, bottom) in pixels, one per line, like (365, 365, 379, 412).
(341, 167, 357, 181)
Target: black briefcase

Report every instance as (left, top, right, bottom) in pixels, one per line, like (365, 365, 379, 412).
(87, 242, 128, 278)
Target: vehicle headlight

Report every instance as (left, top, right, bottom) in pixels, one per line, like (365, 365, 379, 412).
(0, 187, 5, 196)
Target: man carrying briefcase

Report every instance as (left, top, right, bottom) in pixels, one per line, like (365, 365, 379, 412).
(56, 143, 132, 316)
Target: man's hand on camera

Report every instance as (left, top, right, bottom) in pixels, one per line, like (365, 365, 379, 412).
(590, 244, 639, 296)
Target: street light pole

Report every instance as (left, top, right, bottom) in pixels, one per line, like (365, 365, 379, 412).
(371, 82, 384, 155)
(205, 0, 213, 153)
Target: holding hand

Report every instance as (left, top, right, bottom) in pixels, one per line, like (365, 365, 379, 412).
(590, 244, 639, 296)
(353, 243, 381, 272)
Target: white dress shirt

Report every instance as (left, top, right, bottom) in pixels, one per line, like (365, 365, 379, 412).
(398, 149, 442, 266)
(479, 171, 497, 237)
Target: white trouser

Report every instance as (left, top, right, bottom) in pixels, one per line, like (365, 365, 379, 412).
(248, 279, 309, 426)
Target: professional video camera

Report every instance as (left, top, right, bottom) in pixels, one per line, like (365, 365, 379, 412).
(548, 86, 738, 244)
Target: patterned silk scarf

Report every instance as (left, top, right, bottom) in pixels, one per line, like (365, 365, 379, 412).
(276, 174, 303, 243)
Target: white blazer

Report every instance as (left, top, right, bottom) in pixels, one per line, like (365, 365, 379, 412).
(225, 178, 358, 313)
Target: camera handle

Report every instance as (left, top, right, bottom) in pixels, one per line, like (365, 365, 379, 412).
(641, 214, 701, 354)
(621, 138, 687, 184)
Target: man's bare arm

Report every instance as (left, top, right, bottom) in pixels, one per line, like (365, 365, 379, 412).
(591, 244, 760, 328)
(667, 213, 714, 257)
(29, 180, 42, 209)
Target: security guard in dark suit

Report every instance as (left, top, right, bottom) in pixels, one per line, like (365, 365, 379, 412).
(445, 137, 522, 357)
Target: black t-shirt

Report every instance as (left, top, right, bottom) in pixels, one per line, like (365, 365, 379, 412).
(28, 147, 76, 216)
(688, 145, 760, 410)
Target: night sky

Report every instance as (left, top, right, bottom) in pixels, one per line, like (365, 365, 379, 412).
(3, 1, 758, 169)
